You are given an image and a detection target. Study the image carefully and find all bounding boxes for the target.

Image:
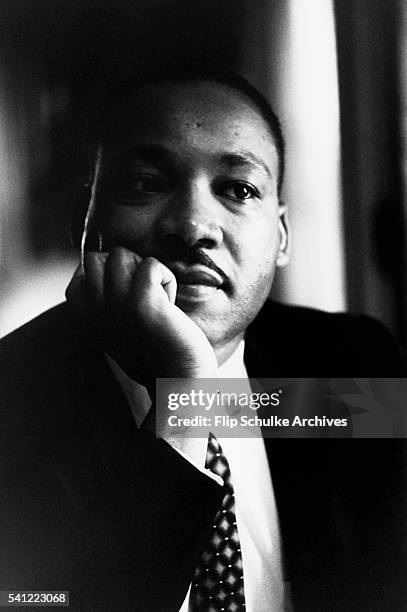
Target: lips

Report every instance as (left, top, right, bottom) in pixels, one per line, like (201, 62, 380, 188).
(167, 263, 224, 303)
(168, 264, 224, 288)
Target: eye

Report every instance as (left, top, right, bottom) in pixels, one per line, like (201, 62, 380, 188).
(219, 181, 259, 202)
(130, 174, 167, 194)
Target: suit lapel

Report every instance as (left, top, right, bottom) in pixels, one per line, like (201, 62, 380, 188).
(243, 324, 356, 608)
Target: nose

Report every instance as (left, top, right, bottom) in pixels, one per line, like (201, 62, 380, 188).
(156, 181, 223, 249)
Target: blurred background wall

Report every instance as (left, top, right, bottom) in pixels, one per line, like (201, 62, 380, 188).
(0, 0, 405, 359)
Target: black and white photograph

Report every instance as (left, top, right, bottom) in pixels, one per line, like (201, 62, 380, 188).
(0, 1, 406, 610)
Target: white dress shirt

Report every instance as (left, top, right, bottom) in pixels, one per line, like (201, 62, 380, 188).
(107, 343, 286, 612)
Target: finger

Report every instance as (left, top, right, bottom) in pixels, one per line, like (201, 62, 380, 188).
(130, 257, 177, 309)
(83, 251, 108, 320)
(104, 247, 142, 316)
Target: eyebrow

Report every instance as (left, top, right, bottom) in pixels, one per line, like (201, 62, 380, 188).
(218, 151, 272, 179)
(122, 144, 174, 165)
(118, 144, 272, 178)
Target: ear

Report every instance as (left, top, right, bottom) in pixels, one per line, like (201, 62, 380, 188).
(276, 201, 290, 267)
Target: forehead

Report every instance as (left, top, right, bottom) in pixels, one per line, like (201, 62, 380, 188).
(102, 80, 278, 174)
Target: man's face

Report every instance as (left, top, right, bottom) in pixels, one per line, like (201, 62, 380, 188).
(97, 80, 288, 352)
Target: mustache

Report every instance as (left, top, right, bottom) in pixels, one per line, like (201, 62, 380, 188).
(161, 248, 230, 287)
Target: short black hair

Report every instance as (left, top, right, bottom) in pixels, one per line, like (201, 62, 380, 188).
(96, 62, 285, 195)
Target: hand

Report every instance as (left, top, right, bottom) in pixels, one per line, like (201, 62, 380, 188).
(66, 247, 217, 398)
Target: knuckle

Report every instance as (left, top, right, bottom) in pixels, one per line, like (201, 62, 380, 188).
(141, 256, 158, 268)
(112, 245, 137, 259)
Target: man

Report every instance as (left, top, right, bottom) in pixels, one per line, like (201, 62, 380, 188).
(0, 66, 405, 611)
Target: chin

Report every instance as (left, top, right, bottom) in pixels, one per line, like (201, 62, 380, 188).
(186, 310, 244, 353)
(176, 291, 258, 347)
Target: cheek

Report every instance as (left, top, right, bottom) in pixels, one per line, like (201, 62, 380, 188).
(228, 212, 281, 285)
(98, 207, 155, 251)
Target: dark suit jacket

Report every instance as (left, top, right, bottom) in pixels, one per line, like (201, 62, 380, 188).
(0, 301, 405, 611)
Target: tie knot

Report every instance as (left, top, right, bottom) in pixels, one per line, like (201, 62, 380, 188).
(206, 433, 230, 482)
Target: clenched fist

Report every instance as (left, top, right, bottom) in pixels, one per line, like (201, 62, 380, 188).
(66, 247, 218, 399)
